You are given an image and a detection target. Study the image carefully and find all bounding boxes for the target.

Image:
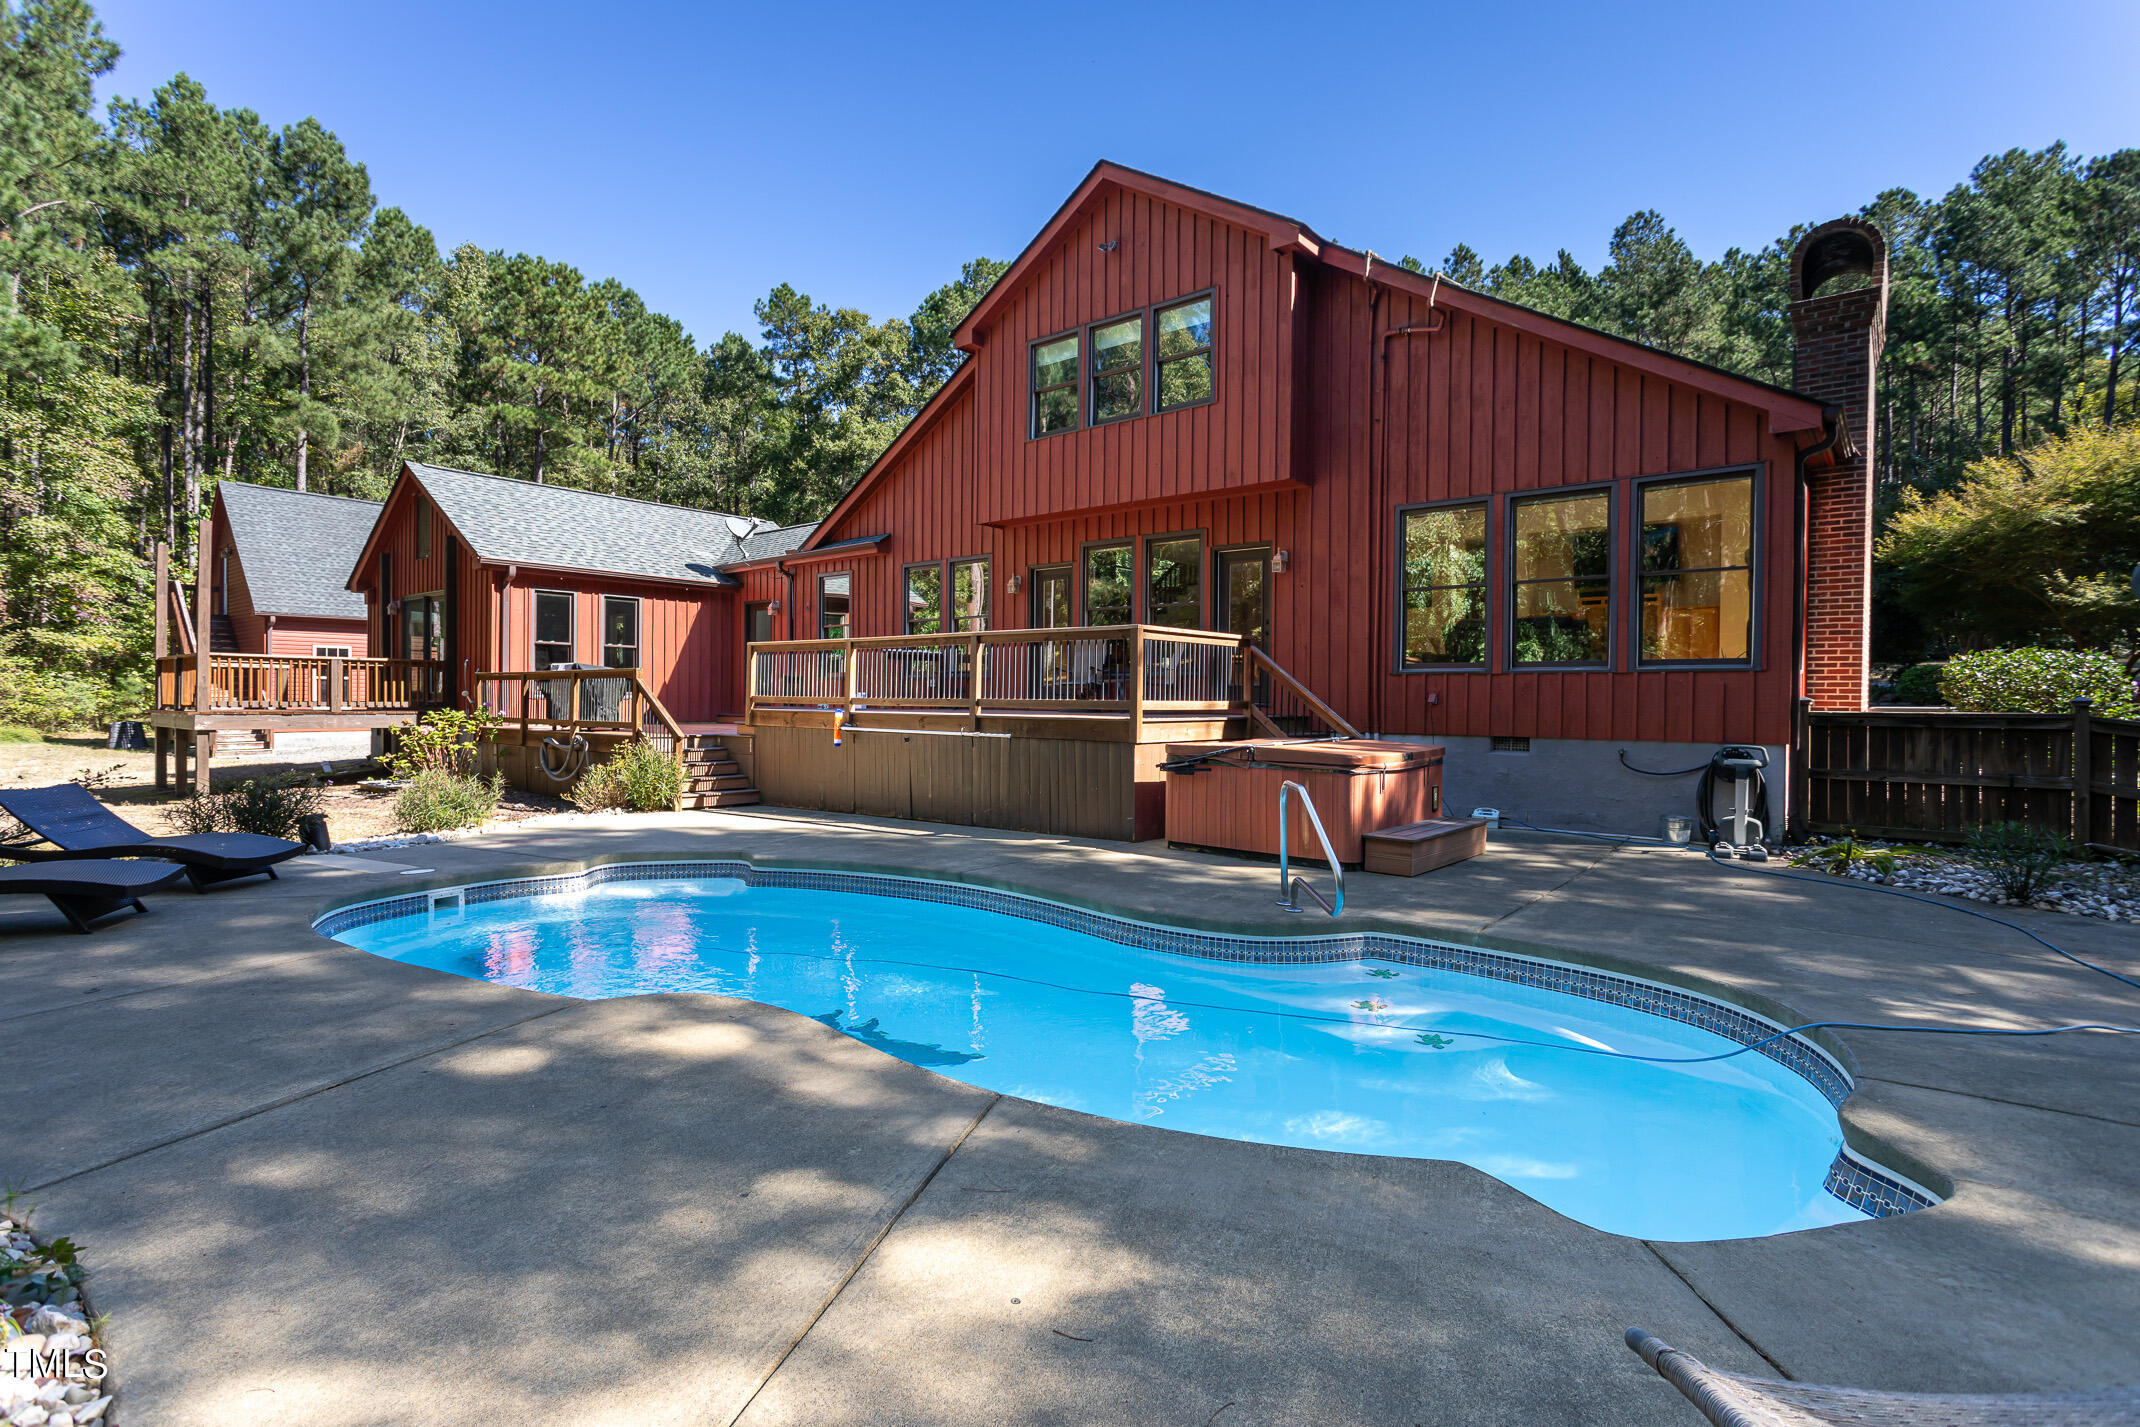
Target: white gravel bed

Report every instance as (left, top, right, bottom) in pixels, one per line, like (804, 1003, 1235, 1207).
(1791, 840, 2140, 922)
(2, 1217, 110, 1425)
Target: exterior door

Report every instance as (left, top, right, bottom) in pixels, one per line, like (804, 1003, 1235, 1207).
(1217, 547, 1271, 703)
(1028, 565, 1073, 698)
(745, 602, 773, 646)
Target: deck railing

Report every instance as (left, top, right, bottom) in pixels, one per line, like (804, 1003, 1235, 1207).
(154, 654, 447, 714)
(473, 667, 686, 763)
(745, 625, 1252, 727)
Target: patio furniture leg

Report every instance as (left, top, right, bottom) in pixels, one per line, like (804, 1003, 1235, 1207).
(44, 891, 149, 934)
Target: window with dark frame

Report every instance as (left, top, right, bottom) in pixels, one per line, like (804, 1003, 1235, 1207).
(1082, 544, 1133, 625)
(1153, 296, 1213, 411)
(415, 499, 432, 559)
(819, 572, 851, 639)
(1639, 473, 1754, 663)
(1089, 315, 1143, 424)
(1144, 536, 1202, 630)
(903, 563, 942, 634)
(1510, 490, 1612, 666)
(601, 596, 640, 670)
(1031, 333, 1080, 437)
(532, 590, 574, 669)
(949, 557, 989, 632)
(1399, 503, 1489, 667)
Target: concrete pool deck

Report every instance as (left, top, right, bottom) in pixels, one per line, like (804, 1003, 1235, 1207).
(2, 808, 2135, 1425)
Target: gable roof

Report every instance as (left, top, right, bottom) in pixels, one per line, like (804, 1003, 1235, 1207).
(376, 463, 813, 588)
(216, 481, 380, 620)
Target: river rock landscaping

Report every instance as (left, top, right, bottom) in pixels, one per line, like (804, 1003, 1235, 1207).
(1790, 837, 2140, 922)
(2, 1215, 110, 1426)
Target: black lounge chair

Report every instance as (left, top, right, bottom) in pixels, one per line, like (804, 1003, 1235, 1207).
(0, 860, 190, 933)
(0, 784, 306, 890)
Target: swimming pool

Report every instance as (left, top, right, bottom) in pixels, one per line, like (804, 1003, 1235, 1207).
(319, 862, 1934, 1241)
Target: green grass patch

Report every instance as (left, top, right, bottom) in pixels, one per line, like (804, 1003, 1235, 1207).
(0, 725, 48, 744)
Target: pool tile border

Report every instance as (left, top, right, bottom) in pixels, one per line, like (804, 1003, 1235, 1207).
(314, 859, 1940, 1221)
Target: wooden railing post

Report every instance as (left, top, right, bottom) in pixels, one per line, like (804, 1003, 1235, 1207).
(843, 637, 859, 719)
(967, 633, 982, 731)
(1129, 626, 1146, 743)
(153, 542, 169, 662)
(192, 523, 211, 715)
(328, 657, 345, 713)
(2071, 698, 2094, 847)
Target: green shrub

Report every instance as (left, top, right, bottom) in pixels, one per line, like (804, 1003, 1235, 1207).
(1963, 821, 2075, 903)
(171, 772, 324, 841)
(1788, 833, 1918, 878)
(0, 726, 45, 744)
(1887, 663, 1947, 705)
(1940, 648, 2138, 718)
(383, 707, 504, 780)
(568, 741, 682, 813)
(394, 770, 503, 833)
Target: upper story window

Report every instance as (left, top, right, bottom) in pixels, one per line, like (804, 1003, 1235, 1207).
(1032, 333, 1080, 437)
(1639, 473, 1754, 663)
(1083, 543, 1133, 626)
(601, 595, 640, 670)
(950, 557, 989, 632)
(904, 563, 942, 634)
(1399, 504, 1488, 667)
(415, 498, 433, 559)
(1510, 489, 1612, 667)
(820, 572, 851, 639)
(1089, 315, 1143, 424)
(1154, 296, 1214, 411)
(533, 590, 573, 669)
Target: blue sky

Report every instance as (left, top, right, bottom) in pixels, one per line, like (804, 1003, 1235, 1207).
(91, 0, 2133, 347)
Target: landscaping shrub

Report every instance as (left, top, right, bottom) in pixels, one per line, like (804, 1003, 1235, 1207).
(384, 707, 504, 779)
(1789, 833, 1917, 878)
(1886, 662, 1947, 706)
(1939, 647, 2138, 718)
(1963, 821, 2075, 904)
(394, 770, 503, 833)
(171, 772, 324, 841)
(0, 725, 44, 744)
(567, 741, 683, 813)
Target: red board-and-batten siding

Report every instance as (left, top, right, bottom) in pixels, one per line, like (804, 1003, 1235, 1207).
(805, 181, 1811, 749)
(356, 477, 738, 724)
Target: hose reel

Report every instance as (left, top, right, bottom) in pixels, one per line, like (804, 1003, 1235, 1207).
(538, 733, 589, 782)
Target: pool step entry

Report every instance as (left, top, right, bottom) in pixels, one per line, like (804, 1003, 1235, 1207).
(678, 733, 761, 810)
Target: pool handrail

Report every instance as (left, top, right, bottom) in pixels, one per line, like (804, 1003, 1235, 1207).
(1276, 779, 1344, 916)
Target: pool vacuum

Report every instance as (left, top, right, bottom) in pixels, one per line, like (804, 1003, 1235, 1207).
(1700, 746, 1770, 860)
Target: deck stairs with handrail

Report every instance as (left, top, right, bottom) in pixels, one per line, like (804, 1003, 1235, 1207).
(681, 734, 761, 810)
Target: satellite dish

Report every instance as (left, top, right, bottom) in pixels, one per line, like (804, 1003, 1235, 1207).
(724, 515, 758, 541)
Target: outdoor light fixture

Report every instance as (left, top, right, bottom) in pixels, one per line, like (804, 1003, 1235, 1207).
(1006, 572, 1022, 594)
(1272, 549, 1290, 574)
(767, 599, 781, 614)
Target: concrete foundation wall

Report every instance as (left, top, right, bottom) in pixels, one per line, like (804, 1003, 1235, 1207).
(1380, 735, 1790, 841)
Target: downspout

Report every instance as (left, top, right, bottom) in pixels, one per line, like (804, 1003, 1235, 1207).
(1790, 406, 1847, 838)
(776, 559, 796, 640)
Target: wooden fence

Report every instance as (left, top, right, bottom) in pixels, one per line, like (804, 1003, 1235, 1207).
(1794, 699, 2139, 852)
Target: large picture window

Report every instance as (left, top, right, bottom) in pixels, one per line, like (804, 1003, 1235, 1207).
(903, 564, 942, 634)
(1154, 296, 1213, 411)
(819, 572, 851, 639)
(1510, 490, 1612, 666)
(1144, 536, 1202, 630)
(1083, 543, 1133, 625)
(1089, 315, 1143, 424)
(532, 590, 573, 669)
(1031, 333, 1080, 437)
(1399, 504, 1488, 667)
(601, 596, 640, 669)
(1639, 473, 1754, 663)
(949, 557, 989, 632)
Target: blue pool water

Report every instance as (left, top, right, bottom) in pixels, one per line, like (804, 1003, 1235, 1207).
(330, 874, 1872, 1241)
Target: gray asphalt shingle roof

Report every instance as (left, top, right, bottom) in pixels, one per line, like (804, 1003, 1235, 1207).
(218, 481, 380, 620)
(401, 463, 816, 585)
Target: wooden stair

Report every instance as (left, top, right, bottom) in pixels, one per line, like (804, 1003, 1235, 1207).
(678, 733, 760, 810)
(209, 615, 239, 653)
(214, 729, 268, 754)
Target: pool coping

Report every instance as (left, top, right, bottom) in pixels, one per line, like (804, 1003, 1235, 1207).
(310, 852, 1947, 1224)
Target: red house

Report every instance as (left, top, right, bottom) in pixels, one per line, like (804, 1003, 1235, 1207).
(338, 163, 1886, 838)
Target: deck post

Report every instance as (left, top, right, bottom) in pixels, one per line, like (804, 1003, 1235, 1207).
(1129, 626, 1146, 744)
(967, 634, 981, 731)
(192, 523, 212, 717)
(328, 657, 345, 713)
(2071, 698, 2094, 847)
(195, 729, 214, 795)
(153, 541, 169, 661)
(153, 725, 169, 790)
(843, 637, 859, 722)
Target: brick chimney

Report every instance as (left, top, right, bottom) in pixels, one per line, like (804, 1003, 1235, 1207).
(1789, 218, 1887, 712)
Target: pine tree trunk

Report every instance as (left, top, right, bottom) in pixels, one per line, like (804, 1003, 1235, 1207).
(294, 288, 312, 492)
(2108, 285, 2127, 429)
